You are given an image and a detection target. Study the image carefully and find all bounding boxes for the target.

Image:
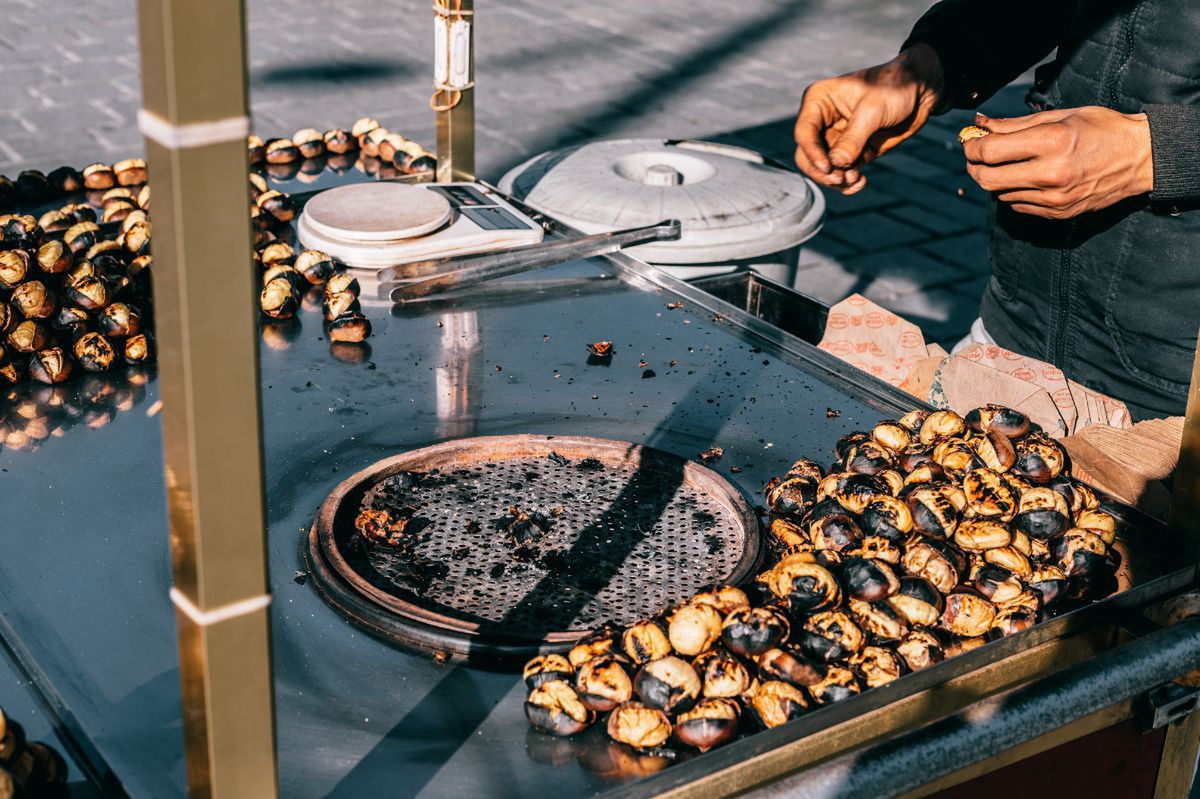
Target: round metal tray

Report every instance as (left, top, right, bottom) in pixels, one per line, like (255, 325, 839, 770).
(305, 434, 761, 662)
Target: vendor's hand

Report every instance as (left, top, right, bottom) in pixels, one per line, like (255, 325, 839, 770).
(794, 43, 944, 195)
(963, 107, 1153, 219)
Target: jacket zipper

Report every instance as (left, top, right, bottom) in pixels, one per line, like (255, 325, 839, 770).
(1053, 222, 1077, 366)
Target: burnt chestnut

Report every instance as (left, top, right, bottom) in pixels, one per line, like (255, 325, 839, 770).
(765, 474, 817, 515)
(919, 409, 966, 444)
(1075, 508, 1117, 545)
(827, 472, 890, 514)
(264, 137, 300, 164)
(408, 154, 438, 174)
(721, 607, 789, 658)
(989, 606, 1037, 638)
(767, 517, 810, 552)
(810, 513, 863, 552)
(256, 190, 295, 223)
(939, 588, 997, 638)
(848, 597, 909, 641)
(1012, 486, 1071, 540)
(568, 625, 621, 668)
(634, 656, 701, 714)
(8, 320, 49, 353)
(526, 680, 595, 737)
(524, 654, 574, 689)
(842, 556, 900, 602)
(328, 311, 372, 342)
(897, 627, 944, 671)
(99, 303, 142, 338)
(903, 462, 947, 486)
(1028, 566, 1068, 607)
(954, 519, 1011, 553)
(325, 272, 361, 297)
(1011, 432, 1067, 484)
(800, 610, 865, 662)
(324, 128, 357, 154)
(362, 127, 390, 157)
(689, 585, 750, 616)
(295, 249, 335, 285)
(888, 576, 945, 627)
(1, 214, 41, 250)
(28, 347, 72, 384)
(1053, 529, 1109, 577)
(851, 644, 908, 688)
(808, 665, 862, 705)
(973, 430, 1017, 472)
(123, 220, 151, 256)
(903, 537, 966, 594)
(125, 332, 154, 364)
(575, 654, 633, 711)
(906, 486, 961, 539)
(260, 278, 300, 319)
(849, 535, 903, 564)
(1050, 477, 1100, 514)
(35, 240, 72, 275)
(786, 457, 825, 481)
(354, 508, 409, 545)
(974, 563, 1025, 604)
(623, 619, 672, 664)
(759, 554, 841, 611)
(82, 163, 116, 190)
(897, 444, 936, 473)
(693, 647, 752, 698)
(247, 135, 266, 164)
(844, 440, 893, 475)
(966, 405, 1031, 438)
(46, 166, 84, 193)
(871, 420, 912, 453)
(861, 495, 914, 541)
(835, 431, 870, 461)
(260, 242, 295, 269)
(674, 698, 740, 752)
(11, 281, 56, 319)
(36, 209, 70, 233)
(749, 680, 809, 728)
(758, 646, 825, 687)
(263, 264, 305, 294)
(962, 468, 1019, 522)
(64, 221, 100, 255)
(73, 332, 116, 372)
(667, 603, 723, 656)
(51, 305, 88, 339)
(606, 702, 672, 749)
(985, 545, 1032, 579)
(292, 128, 325, 159)
(877, 469, 905, 496)
(0, 250, 29, 288)
(933, 439, 986, 481)
(322, 290, 361, 321)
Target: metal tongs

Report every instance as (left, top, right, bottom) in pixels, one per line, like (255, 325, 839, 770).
(381, 219, 682, 303)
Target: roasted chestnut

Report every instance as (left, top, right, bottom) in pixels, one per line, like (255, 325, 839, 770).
(966, 405, 1030, 438)
(34, 240, 71, 275)
(82, 163, 116, 190)
(758, 554, 840, 611)
(247, 135, 266, 164)
(962, 468, 1018, 522)
(379, 132, 409, 162)
(263, 137, 300, 164)
(623, 619, 672, 664)
(1075, 508, 1116, 545)
(825, 472, 889, 514)
(46, 165, 83, 194)
(985, 545, 1031, 579)
(28, 347, 72, 384)
(73, 332, 116, 372)
(36, 209, 69, 232)
(634, 656, 701, 714)
(0, 250, 29, 288)
(1028, 566, 1068, 607)
(861, 495, 914, 541)
(688, 585, 749, 617)
(674, 698, 739, 752)
(125, 332, 154, 364)
(972, 430, 1017, 472)
(666, 603, 723, 656)
(8, 320, 49, 353)
(974, 563, 1025, 604)
(765, 474, 816, 515)
(807, 514, 861, 555)
(749, 680, 808, 728)
(362, 127, 390, 158)
(526, 680, 595, 737)
(767, 517, 810, 552)
(808, 665, 862, 705)
(757, 645, 825, 687)
(328, 311, 372, 342)
(693, 648, 752, 698)
(354, 508, 409, 546)
(990, 606, 1037, 637)
(568, 625, 621, 668)
(854, 645, 908, 688)
(256, 190, 295, 224)
(11, 280, 56, 319)
(721, 606, 789, 658)
(848, 596, 909, 641)
(98, 303, 142, 338)
(295, 249, 335, 285)
(290, 128, 325, 160)
(871, 420, 912, 453)
(325, 272, 361, 297)
(1012, 486, 1071, 540)
(607, 702, 672, 749)
(324, 128, 357, 154)
(850, 535, 903, 564)
(351, 117, 381, 139)
(123, 220, 151, 255)
(575, 654, 633, 711)
(1053, 529, 1109, 577)
(260, 278, 300, 319)
(933, 439, 986, 481)
(524, 654, 574, 689)
(897, 627, 944, 671)
(322, 290, 360, 321)
(888, 576, 945, 627)
(1, 214, 41, 250)
(111, 157, 146, 187)
(919, 409, 966, 444)
(1011, 432, 1067, 483)
(842, 556, 900, 602)
(939, 588, 997, 638)
(843, 440, 893, 475)
(800, 610, 865, 662)
(954, 519, 1011, 552)
(902, 537, 965, 594)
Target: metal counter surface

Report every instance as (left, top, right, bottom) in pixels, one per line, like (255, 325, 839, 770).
(0, 249, 896, 797)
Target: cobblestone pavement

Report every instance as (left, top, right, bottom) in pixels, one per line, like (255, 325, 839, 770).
(0, 0, 1033, 345)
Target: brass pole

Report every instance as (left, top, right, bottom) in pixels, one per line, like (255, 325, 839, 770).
(1169, 336, 1200, 582)
(136, 1, 279, 796)
(435, 0, 476, 181)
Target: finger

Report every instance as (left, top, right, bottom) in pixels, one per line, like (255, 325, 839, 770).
(966, 159, 1050, 193)
(975, 109, 1072, 134)
(1007, 202, 1068, 220)
(840, 174, 868, 195)
(795, 99, 834, 174)
(963, 126, 1050, 165)
(828, 102, 883, 168)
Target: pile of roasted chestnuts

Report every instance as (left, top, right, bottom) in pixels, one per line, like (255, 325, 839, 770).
(522, 405, 1122, 756)
(0, 704, 70, 798)
(245, 117, 436, 184)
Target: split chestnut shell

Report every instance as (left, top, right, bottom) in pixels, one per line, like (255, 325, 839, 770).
(666, 602, 723, 656)
(606, 702, 672, 749)
(693, 648, 752, 698)
(749, 680, 808, 728)
(721, 606, 789, 658)
(526, 680, 595, 737)
(634, 656, 701, 714)
(523, 654, 574, 689)
(575, 654, 633, 711)
(674, 698, 740, 752)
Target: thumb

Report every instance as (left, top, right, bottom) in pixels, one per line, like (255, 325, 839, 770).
(828, 103, 883, 168)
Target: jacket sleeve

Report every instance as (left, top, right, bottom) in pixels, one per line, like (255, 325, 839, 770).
(901, 0, 1071, 110)
(1144, 105, 1200, 204)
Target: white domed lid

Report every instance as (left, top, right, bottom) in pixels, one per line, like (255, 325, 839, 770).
(498, 139, 824, 264)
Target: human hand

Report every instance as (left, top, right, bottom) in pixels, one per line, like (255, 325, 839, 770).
(963, 107, 1153, 219)
(794, 43, 944, 195)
